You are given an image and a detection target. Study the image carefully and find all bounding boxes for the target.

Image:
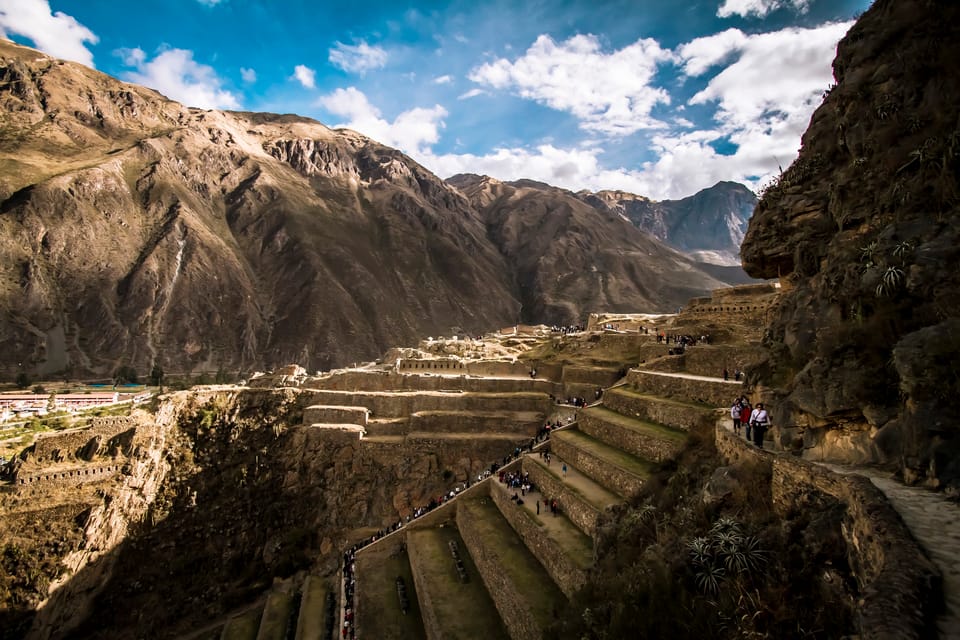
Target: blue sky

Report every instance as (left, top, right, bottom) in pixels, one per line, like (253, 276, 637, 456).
(1, 0, 869, 199)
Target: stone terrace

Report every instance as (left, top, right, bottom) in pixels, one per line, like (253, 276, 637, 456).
(337, 331, 746, 639)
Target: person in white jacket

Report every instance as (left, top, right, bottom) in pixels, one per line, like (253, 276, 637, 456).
(749, 403, 770, 448)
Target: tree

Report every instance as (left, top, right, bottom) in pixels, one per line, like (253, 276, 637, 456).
(149, 363, 164, 387)
(15, 372, 30, 389)
(31, 385, 46, 395)
(113, 365, 138, 385)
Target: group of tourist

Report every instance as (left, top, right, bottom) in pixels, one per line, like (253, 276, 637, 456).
(656, 332, 710, 346)
(550, 324, 585, 334)
(730, 396, 771, 448)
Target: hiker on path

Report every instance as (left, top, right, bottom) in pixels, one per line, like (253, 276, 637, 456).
(740, 399, 753, 441)
(562, 463, 567, 478)
(750, 402, 770, 448)
(730, 399, 743, 435)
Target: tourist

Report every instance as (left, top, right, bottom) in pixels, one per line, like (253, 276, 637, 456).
(723, 368, 729, 381)
(730, 399, 742, 435)
(740, 399, 753, 441)
(750, 402, 770, 448)
(562, 463, 567, 478)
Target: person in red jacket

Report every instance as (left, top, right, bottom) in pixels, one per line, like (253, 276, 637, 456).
(740, 399, 753, 441)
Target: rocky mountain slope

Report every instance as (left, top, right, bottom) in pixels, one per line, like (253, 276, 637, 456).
(448, 174, 731, 321)
(0, 39, 746, 379)
(741, 0, 960, 490)
(578, 181, 757, 266)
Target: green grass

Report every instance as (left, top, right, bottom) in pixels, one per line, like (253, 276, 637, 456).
(406, 527, 510, 640)
(610, 386, 716, 411)
(294, 576, 329, 640)
(553, 430, 656, 478)
(219, 607, 262, 640)
(460, 497, 566, 628)
(582, 406, 687, 443)
(356, 547, 427, 640)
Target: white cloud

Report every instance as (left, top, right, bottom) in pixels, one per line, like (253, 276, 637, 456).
(317, 87, 446, 154)
(196, 0, 227, 6)
(414, 21, 851, 200)
(468, 33, 674, 136)
(116, 47, 240, 110)
(329, 40, 388, 75)
(433, 74, 453, 84)
(458, 88, 485, 100)
(240, 67, 257, 83)
(717, 0, 811, 19)
(293, 64, 316, 89)
(0, 0, 98, 67)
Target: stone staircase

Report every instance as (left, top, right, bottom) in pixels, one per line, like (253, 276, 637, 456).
(346, 357, 736, 638)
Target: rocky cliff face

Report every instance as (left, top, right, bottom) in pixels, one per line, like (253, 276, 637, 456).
(448, 174, 733, 322)
(0, 40, 747, 379)
(580, 181, 757, 266)
(740, 0, 960, 489)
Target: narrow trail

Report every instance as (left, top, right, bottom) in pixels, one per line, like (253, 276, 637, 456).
(723, 416, 960, 638)
(824, 463, 960, 639)
(635, 369, 744, 384)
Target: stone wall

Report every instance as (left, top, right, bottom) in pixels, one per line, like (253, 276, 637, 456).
(14, 463, 121, 486)
(300, 390, 553, 419)
(551, 434, 643, 498)
(456, 498, 541, 640)
(602, 388, 714, 432)
(640, 344, 765, 378)
(306, 369, 559, 395)
(302, 405, 368, 426)
(625, 370, 741, 408)
(678, 284, 778, 325)
(522, 456, 600, 538)
(29, 417, 138, 464)
(714, 423, 940, 640)
(577, 412, 682, 463)
(408, 410, 542, 435)
(488, 481, 587, 598)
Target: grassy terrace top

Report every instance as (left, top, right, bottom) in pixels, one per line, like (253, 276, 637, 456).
(608, 386, 716, 410)
(553, 429, 656, 478)
(580, 406, 687, 442)
(525, 454, 620, 511)
(459, 496, 567, 627)
(407, 527, 510, 640)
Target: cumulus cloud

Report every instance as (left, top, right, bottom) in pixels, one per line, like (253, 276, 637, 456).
(240, 67, 257, 83)
(433, 74, 453, 84)
(329, 40, 387, 74)
(317, 87, 446, 154)
(116, 47, 240, 110)
(0, 0, 98, 67)
(416, 21, 850, 200)
(293, 64, 316, 88)
(717, 0, 811, 19)
(468, 33, 674, 136)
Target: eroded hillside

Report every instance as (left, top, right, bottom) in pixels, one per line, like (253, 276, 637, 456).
(0, 39, 747, 380)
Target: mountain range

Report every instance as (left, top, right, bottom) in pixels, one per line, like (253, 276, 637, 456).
(0, 38, 756, 378)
